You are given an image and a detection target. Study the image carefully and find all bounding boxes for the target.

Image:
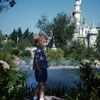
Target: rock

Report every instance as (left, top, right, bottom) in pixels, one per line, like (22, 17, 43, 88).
(0, 60, 10, 69)
(94, 60, 100, 68)
(83, 59, 100, 68)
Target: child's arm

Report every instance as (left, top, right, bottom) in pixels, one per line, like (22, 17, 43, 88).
(35, 59, 43, 76)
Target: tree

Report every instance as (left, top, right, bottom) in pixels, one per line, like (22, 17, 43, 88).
(0, 31, 5, 40)
(17, 27, 22, 39)
(0, 0, 16, 12)
(28, 32, 34, 46)
(18, 37, 31, 51)
(52, 12, 76, 48)
(23, 28, 30, 38)
(9, 28, 22, 44)
(23, 28, 34, 46)
(36, 12, 76, 49)
(36, 14, 53, 36)
(9, 29, 17, 43)
(0, 31, 5, 47)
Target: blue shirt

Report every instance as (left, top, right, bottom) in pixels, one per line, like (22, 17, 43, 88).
(33, 48, 49, 70)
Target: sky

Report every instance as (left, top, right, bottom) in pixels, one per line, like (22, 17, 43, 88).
(0, 0, 100, 35)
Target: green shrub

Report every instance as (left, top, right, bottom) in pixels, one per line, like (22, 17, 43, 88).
(12, 48, 20, 56)
(67, 53, 78, 59)
(46, 48, 64, 60)
(0, 49, 16, 68)
(18, 38, 31, 51)
(1, 45, 13, 55)
(0, 64, 27, 100)
(46, 83, 67, 99)
(20, 50, 31, 57)
(8, 40, 16, 48)
(71, 60, 100, 100)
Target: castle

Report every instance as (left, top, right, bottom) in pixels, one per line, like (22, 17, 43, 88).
(73, 0, 100, 47)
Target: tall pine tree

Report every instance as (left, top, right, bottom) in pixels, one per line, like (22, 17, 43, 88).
(9, 29, 17, 43)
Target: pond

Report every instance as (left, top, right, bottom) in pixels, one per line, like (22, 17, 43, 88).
(15, 60, 100, 90)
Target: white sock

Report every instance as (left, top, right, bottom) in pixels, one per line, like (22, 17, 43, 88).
(33, 96, 38, 100)
(40, 98, 44, 100)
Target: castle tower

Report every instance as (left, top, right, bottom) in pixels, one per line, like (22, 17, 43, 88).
(73, 0, 82, 27)
(82, 14, 86, 25)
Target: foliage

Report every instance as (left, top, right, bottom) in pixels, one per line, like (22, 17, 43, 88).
(78, 61, 100, 100)
(0, 44, 13, 54)
(36, 14, 53, 37)
(9, 28, 23, 44)
(46, 48, 64, 60)
(0, 0, 16, 12)
(9, 28, 34, 48)
(18, 37, 31, 51)
(65, 61, 100, 100)
(52, 12, 76, 48)
(8, 39, 16, 48)
(12, 48, 20, 56)
(0, 31, 5, 39)
(10, 29, 18, 44)
(23, 28, 30, 38)
(0, 31, 5, 47)
(23, 28, 34, 46)
(17, 27, 23, 39)
(20, 50, 31, 57)
(0, 46, 16, 68)
(46, 48, 65, 66)
(63, 40, 93, 65)
(0, 64, 27, 100)
(45, 83, 67, 99)
(36, 12, 76, 49)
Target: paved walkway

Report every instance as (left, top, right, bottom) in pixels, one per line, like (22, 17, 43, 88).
(23, 96, 66, 100)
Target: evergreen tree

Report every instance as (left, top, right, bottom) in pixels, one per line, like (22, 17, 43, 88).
(17, 27, 22, 40)
(23, 28, 30, 38)
(0, 31, 5, 40)
(23, 28, 34, 46)
(9, 29, 17, 43)
(0, 31, 5, 47)
(28, 32, 34, 45)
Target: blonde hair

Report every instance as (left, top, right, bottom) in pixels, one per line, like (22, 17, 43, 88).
(34, 33, 48, 44)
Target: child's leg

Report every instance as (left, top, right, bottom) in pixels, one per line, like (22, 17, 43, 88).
(39, 82, 45, 100)
(33, 86, 39, 100)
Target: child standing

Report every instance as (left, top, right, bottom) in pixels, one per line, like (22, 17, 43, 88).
(33, 34, 49, 100)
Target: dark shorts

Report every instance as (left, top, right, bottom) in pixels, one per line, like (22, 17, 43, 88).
(35, 69, 47, 82)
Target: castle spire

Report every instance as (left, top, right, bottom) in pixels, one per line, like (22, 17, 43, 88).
(73, 0, 82, 27)
(82, 13, 86, 25)
(90, 19, 95, 29)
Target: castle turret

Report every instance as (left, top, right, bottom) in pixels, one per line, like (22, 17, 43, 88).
(82, 14, 86, 25)
(73, 0, 82, 27)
